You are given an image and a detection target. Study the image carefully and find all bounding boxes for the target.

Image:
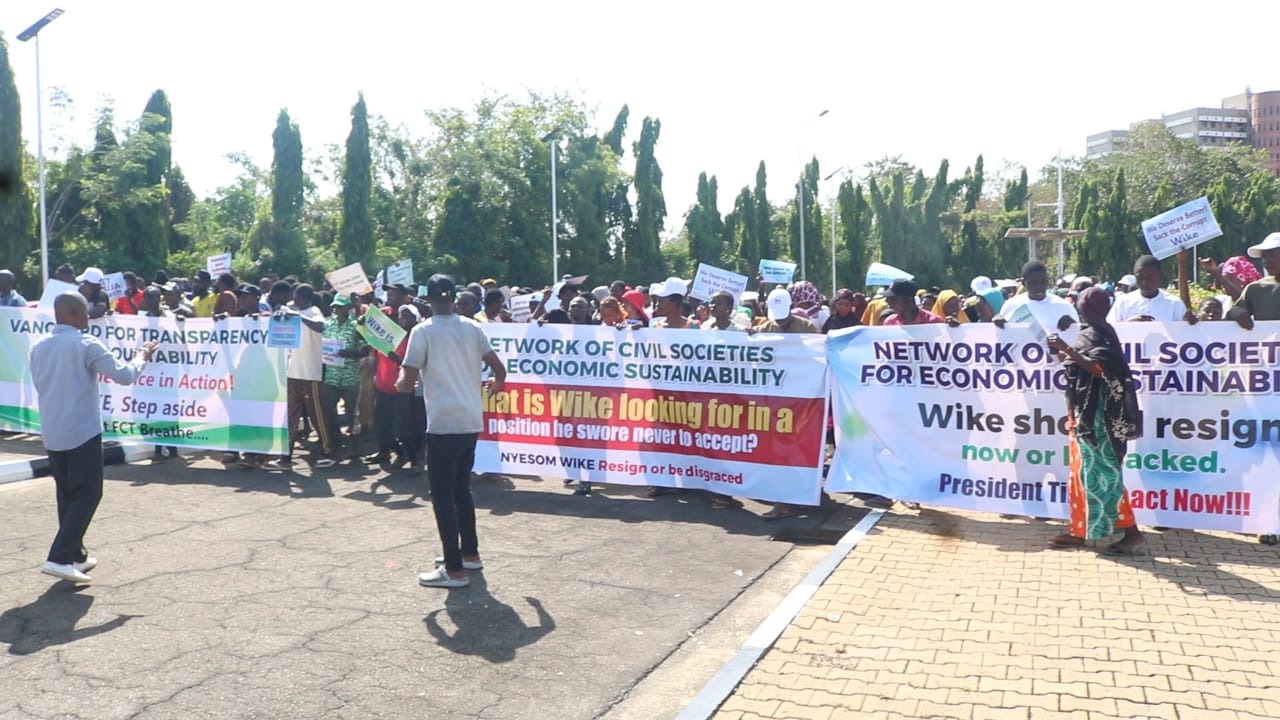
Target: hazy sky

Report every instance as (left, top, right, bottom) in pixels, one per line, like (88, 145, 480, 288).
(5, 0, 1280, 234)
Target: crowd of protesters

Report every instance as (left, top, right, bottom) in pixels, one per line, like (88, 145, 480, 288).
(8, 230, 1280, 585)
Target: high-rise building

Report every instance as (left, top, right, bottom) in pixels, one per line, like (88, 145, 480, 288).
(1086, 89, 1280, 176)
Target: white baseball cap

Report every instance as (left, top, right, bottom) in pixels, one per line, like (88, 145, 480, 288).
(76, 267, 105, 285)
(970, 275, 993, 294)
(651, 276, 688, 298)
(1118, 273, 1137, 287)
(1247, 232, 1280, 259)
(766, 288, 792, 320)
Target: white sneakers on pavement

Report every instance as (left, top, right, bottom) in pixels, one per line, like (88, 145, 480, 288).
(418, 567, 469, 588)
(41, 561, 92, 584)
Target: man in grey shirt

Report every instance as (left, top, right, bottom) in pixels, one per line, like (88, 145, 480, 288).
(30, 293, 158, 584)
(398, 274, 507, 589)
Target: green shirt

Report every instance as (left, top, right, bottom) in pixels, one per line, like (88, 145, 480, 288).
(322, 316, 366, 387)
(1238, 276, 1280, 322)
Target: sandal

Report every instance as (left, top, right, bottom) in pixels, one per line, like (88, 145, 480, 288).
(1049, 534, 1085, 549)
(761, 505, 795, 521)
(1104, 540, 1146, 556)
(711, 497, 743, 509)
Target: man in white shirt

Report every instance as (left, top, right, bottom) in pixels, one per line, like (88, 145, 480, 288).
(399, 274, 507, 589)
(270, 284, 334, 469)
(1108, 255, 1187, 323)
(994, 261, 1078, 334)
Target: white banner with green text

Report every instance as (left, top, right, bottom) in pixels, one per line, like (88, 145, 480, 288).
(0, 309, 288, 454)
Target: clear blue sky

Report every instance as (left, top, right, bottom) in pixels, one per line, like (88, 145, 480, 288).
(6, 0, 1280, 233)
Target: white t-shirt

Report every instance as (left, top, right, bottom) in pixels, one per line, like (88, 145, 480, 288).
(1107, 289, 1186, 323)
(402, 313, 492, 434)
(999, 292, 1079, 334)
(286, 305, 325, 381)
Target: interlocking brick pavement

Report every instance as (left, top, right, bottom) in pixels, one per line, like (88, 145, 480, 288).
(715, 508, 1280, 720)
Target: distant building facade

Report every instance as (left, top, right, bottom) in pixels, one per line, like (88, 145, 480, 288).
(1087, 90, 1280, 176)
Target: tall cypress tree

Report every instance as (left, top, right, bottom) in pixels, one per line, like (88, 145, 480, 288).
(686, 172, 723, 267)
(733, 186, 758, 273)
(753, 161, 771, 261)
(629, 116, 666, 280)
(339, 94, 374, 269)
(836, 180, 871, 291)
(123, 90, 172, 275)
(0, 33, 34, 287)
(603, 105, 635, 272)
(266, 109, 306, 274)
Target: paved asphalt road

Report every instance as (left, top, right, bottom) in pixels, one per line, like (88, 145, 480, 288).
(0, 451, 863, 720)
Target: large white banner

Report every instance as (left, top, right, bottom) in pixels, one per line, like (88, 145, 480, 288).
(827, 322, 1280, 533)
(476, 324, 829, 505)
(0, 309, 289, 454)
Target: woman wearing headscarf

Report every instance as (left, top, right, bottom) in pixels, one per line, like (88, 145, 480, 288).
(1046, 286, 1145, 555)
(931, 289, 968, 324)
(822, 289, 866, 333)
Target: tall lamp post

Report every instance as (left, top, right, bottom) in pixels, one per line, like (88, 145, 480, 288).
(823, 166, 848, 297)
(541, 128, 560, 284)
(797, 109, 829, 282)
(17, 8, 64, 290)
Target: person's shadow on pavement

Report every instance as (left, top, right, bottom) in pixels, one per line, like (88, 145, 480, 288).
(0, 585, 137, 656)
(423, 575, 554, 663)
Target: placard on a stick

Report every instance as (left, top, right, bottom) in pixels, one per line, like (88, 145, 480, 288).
(690, 263, 748, 302)
(1140, 197, 1223, 261)
(325, 262, 373, 296)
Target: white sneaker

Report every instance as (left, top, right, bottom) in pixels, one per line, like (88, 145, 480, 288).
(41, 561, 92, 584)
(74, 557, 98, 573)
(434, 557, 483, 570)
(418, 567, 469, 588)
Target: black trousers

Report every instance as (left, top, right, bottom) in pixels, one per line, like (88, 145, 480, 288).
(47, 435, 103, 565)
(427, 433, 479, 572)
(320, 383, 360, 453)
(373, 390, 416, 459)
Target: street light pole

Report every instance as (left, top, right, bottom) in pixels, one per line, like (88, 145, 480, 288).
(541, 129, 560, 284)
(824, 166, 848, 297)
(17, 9, 64, 291)
(797, 109, 829, 283)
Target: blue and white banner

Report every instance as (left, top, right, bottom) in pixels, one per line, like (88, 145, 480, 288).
(827, 322, 1280, 533)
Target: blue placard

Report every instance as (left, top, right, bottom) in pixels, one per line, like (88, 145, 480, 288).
(267, 315, 302, 349)
(758, 259, 797, 284)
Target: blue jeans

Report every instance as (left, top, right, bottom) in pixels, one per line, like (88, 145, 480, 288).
(427, 433, 479, 572)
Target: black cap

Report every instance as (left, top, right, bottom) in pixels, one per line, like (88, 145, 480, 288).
(383, 282, 413, 296)
(235, 283, 262, 296)
(195, 269, 212, 282)
(883, 279, 919, 299)
(425, 273, 457, 299)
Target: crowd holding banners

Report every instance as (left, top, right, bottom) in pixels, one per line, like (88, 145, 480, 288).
(8, 223, 1280, 587)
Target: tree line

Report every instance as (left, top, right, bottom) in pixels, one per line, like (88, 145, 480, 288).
(4, 33, 1279, 298)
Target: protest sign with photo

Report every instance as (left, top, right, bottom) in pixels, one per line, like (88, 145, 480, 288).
(826, 322, 1280, 533)
(0, 309, 288, 454)
(475, 323, 829, 506)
